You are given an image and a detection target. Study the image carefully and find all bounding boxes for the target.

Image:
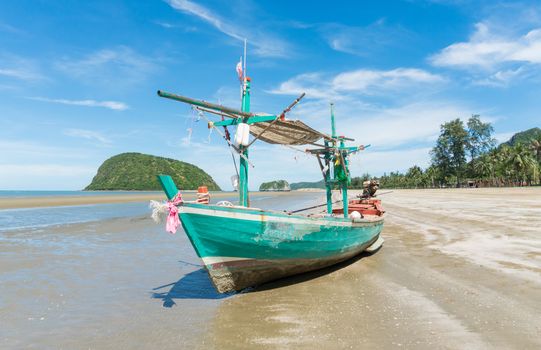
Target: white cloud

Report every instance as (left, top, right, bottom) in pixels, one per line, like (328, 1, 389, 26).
(0, 68, 39, 81)
(0, 140, 107, 189)
(168, 0, 243, 40)
(472, 67, 528, 87)
(431, 23, 541, 68)
(55, 46, 156, 84)
(494, 131, 515, 144)
(154, 20, 197, 32)
(271, 68, 444, 99)
(320, 20, 412, 56)
(64, 129, 112, 145)
(29, 97, 129, 111)
(0, 140, 90, 161)
(270, 73, 334, 100)
(166, 0, 291, 58)
(265, 68, 483, 177)
(339, 102, 476, 148)
(0, 21, 23, 34)
(154, 20, 176, 29)
(0, 54, 43, 81)
(333, 68, 444, 91)
(0, 164, 95, 190)
(350, 147, 432, 175)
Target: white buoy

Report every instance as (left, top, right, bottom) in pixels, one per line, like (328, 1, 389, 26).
(349, 211, 362, 219)
(235, 123, 250, 146)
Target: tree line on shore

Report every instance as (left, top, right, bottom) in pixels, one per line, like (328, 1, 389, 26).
(348, 117, 541, 189)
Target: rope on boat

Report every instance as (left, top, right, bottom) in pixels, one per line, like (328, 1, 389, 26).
(150, 192, 183, 234)
(289, 198, 346, 214)
(198, 110, 255, 168)
(149, 200, 169, 223)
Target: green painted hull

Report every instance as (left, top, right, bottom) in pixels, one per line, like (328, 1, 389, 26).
(177, 203, 384, 293)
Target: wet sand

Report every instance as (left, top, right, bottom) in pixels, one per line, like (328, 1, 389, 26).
(1, 188, 540, 349)
(0, 192, 205, 210)
(0, 191, 298, 210)
(203, 187, 541, 349)
(0, 193, 165, 209)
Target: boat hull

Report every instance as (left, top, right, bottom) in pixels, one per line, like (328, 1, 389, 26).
(178, 203, 384, 293)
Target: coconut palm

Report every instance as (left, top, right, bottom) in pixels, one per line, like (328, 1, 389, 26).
(507, 144, 538, 185)
(531, 136, 541, 164)
(473, 153, 494, 185)
(493, 145, 511, 185)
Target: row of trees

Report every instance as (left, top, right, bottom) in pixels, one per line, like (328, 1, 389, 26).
(358, 116, 541, 189)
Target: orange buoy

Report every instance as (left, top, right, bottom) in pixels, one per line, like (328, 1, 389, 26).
(196, 186, 210, 204)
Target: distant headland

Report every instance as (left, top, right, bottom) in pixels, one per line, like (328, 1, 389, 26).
(85, 152, 220, 191)
(259, 180, 291, 191)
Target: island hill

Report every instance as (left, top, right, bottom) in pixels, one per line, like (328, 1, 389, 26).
(85, 153, 220, 191)
(259, 180, 291, 191)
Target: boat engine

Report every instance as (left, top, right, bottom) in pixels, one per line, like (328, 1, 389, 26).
(361, 180, 379, 198)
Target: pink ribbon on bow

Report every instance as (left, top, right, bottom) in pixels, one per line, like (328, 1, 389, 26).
(165, 192, 183, 234)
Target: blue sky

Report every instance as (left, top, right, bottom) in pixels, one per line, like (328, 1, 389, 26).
(1, 0, 540, 190)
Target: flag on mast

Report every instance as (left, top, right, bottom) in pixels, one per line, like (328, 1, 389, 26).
(236, 56, 243, 82)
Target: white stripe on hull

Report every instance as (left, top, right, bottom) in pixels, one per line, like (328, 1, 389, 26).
(179, 205, 383, 227)
(201, 256, 253, 265)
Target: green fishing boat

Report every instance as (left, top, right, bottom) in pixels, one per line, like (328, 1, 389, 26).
(154, 56, 385, 293)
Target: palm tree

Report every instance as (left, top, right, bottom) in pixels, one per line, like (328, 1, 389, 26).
(474, 153, 494, 186)
(494, 146, 511, 186)
(507, 144, 538, 185)
(424, 166, 439, 188)
(406, 165, 423, 188)
(531, 136, 541, 164)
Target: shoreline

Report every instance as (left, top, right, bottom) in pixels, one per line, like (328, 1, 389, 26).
(0, 190, 306, 210)
(0, 193, 166, 210)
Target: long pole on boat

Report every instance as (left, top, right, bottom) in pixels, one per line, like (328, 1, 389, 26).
(324, 140, 333, 214)
(324, 103, 336, 215)
(239, 77, 251, 207)
(330, 103, 348, 218)
(238, 39, 250, 207)
(340, 140, 349, 218)
(157, 90, 252, 118)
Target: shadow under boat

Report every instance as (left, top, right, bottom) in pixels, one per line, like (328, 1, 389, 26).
(251, 250, 374, 293)
(151, 251, 376, 306)
(152, 268, 233, 307)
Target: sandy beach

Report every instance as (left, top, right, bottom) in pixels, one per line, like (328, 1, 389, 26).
(0, 191, 302, 210)
(1, 188, 540, 349)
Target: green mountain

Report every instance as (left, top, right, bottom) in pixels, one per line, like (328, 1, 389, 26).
(259, 180, 290, 191)
(290, 179, 326, 190)
(503, 127, 541, 146)
(85, 152, 220, 191)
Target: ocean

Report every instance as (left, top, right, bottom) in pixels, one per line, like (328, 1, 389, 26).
(0, 191, 318, 231)
(0, 190, 163, 198)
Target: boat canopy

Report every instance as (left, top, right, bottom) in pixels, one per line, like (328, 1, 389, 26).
(249, 119, 325, 145)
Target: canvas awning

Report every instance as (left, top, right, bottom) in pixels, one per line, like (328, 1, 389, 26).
(249, 119, 327, 145)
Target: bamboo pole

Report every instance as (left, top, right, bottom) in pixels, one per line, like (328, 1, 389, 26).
(157, 90, 253, 118)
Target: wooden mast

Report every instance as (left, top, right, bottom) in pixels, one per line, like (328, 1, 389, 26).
(239, 77, 251, 207)
(324, 103, 335, 214)
(331, 104, 349, 218)
(322, 103, 350, 217)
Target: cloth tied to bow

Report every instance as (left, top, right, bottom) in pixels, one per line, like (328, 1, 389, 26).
(165, 192, 183, 234)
